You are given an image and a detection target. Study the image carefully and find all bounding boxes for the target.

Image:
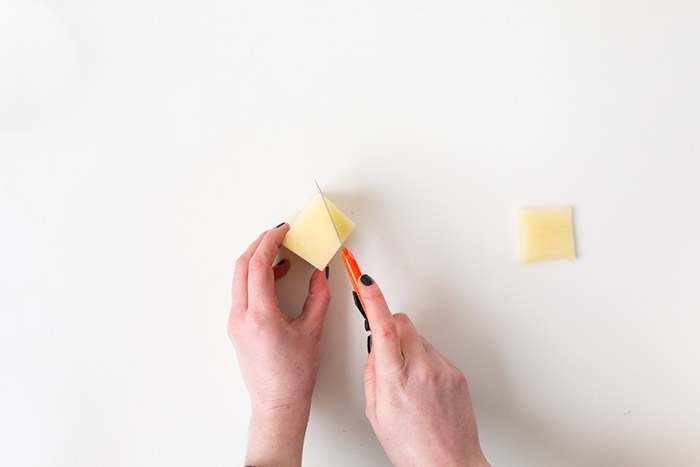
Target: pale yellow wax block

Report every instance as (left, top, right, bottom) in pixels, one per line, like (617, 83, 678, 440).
(517, 207, 576, 263)
(282, 193, 355, 270)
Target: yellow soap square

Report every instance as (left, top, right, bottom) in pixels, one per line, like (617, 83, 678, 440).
(282, 193, 355, 270)
(517, 207, 576, 263)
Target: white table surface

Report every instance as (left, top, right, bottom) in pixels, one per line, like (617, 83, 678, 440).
(2, 1, 699, 466)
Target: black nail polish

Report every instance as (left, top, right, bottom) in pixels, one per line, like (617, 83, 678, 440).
(360, 274, 373, 286)
(325, 266, 329, 280)
(352, 291, 367, 319)
(275, 259, 286, 266)
(367, 335, 372, 354)
(274, 222, 285, 228)
(364, 319, 370, 331)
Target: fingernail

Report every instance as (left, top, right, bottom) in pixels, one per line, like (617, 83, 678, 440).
(360, 274, 373, 286)
(367, 335, 372, 354)
(352, 291, 367, 319)
(364, 319, 370, 331)
(324, 266, 329, 280)
(275, 259, 286, 266)
(274, 222, 285, 228)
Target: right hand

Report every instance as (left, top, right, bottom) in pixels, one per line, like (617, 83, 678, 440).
(359, 274, 489, 467)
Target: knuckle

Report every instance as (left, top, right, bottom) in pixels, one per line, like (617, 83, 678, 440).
(361, 286, 384, 301)
(418, 363, 440, 383)
(455, 371, 469, 390)
(226, 315, 241, 340)
(314, 292, 331, 308)
(249, 311, 266, 326)
(374, 322, 397, 339)
(305, 321, 324, 340)
(393, 313, 411, 327)
(234, 256, 248, 272)
(248, 312, 272, 334)
(248, 254, 266, 272)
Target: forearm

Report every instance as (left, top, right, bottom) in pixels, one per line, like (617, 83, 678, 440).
(245, 403, 311, 467)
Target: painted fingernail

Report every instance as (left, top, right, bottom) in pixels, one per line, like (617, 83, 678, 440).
(325, 266, 329, 279)
(364, 319, 370, 331)
(274, 222, 285, 228)
(352, 291, 367, 319)
(367, 335, 372, 353)
(275, 259, 286, 266)
(360, 274, 373, 286)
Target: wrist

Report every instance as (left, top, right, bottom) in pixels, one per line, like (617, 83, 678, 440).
(250, 390, 312, 425)
(246, 402, 311, 467)
(250, 399, 311, 429)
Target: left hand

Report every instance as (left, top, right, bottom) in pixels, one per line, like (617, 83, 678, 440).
(228, 223, 331, 467)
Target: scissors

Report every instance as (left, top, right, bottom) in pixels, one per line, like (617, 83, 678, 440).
(314, 180, 372, 353)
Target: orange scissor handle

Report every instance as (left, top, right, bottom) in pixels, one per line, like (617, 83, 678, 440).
(341, 247, 366, 312)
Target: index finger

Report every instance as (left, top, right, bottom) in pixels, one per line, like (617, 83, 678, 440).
(231, 231, 266, 311)
(357, 274, 403, 373)
(247, 222, 289, 312)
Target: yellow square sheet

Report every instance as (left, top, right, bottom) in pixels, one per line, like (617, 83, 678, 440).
(518, 207, 576, 263)
(282, 193, 355, 270)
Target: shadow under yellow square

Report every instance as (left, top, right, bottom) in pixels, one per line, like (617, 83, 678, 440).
(517, 207, 576, 263)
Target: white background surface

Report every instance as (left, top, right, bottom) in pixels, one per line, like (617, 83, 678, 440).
(1, 1, 699, 466)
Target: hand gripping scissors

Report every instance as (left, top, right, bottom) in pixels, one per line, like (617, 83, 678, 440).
(314, 180, 372, 353)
